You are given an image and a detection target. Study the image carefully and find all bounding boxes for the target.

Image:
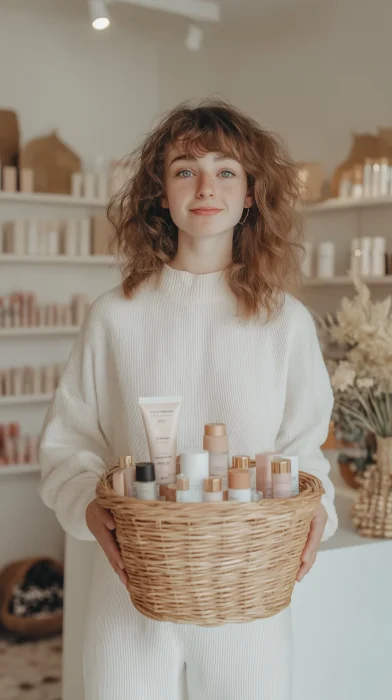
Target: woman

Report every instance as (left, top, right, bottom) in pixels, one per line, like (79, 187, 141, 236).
(40, 100, 337, 700)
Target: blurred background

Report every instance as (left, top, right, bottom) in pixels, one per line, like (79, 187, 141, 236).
(0, 1, 392, 699)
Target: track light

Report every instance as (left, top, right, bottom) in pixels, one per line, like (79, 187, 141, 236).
(89, 0, 110, 30)
(185, 23, 203, 51)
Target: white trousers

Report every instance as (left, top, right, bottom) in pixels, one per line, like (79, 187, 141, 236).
(83, 550, 293, 700)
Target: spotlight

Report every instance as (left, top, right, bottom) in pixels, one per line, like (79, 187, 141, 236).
(185, 23, 204, 51)
(89, 0, 110, 31)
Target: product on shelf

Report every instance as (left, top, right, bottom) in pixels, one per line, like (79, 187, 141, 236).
(0, 217, 100, 257)
(19, 130, 81, 195)
(297, 162, 324, 203)
(350, 236, 390, 278)
(0, 291, 89, 329)
(0, 423, 38, 465)
(0, 362, 65, 398)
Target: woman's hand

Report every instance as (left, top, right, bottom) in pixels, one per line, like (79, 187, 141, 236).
(86, 499, 128, 586)
(296, 503, 327, 582)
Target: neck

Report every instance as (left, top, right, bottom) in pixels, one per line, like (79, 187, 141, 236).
(169, 228, 233, 274)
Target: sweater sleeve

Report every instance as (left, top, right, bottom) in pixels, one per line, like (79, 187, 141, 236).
(275, 305, 338, 542)
(39, 308, 108, 541)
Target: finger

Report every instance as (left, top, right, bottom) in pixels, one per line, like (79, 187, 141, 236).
(98, 505, 116, 531)
(98, 527, 125, 570)
(302, 516, 324, 562)
(297, 551, 316, 582)
(117, 569, 128, 587)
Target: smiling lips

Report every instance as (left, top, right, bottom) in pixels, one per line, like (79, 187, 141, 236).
(190, 208, 223, 215)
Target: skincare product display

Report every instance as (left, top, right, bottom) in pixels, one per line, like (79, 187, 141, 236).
(0, 165, 34, 194)
(350, 236, 391, 277)
(337, 159, 392, 200)
(0, 291, 89, 329)
(71, 167, 108, 202)
(114, 398, 300, 504)
(0, 423, 38, 465)
(0, 362, 65, 397)
(0, 218, 102, 257)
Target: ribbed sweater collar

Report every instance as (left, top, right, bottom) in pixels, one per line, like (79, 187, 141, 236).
(158, 264, 233, 305)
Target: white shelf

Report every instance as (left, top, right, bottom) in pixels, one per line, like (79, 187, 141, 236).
(0, 464, 40, 476)
(0, 191, 107, 208)
(0, 254, 113, 265)
(0, 325, 79, 337)
(0, 394, 52, 406)
(304, 276, 392, 287)
(304, 194, 392, 214)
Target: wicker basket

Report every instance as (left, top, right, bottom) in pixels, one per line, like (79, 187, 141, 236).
(96, 467, 323, 626)
(0, 557, 63, 638)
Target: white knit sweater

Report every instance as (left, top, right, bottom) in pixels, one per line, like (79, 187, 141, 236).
(39, 265, 338, 542)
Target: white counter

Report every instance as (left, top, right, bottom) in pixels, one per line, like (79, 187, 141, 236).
(62, 492, 392, 700)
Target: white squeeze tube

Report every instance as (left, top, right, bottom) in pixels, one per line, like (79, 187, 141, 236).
(139, 397, 182, 486)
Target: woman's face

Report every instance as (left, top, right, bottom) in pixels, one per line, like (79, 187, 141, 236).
(163, 144, 253, 239)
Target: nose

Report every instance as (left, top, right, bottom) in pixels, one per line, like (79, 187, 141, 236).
(196, 173, 215, 199)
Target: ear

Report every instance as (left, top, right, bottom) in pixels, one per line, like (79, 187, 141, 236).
(244, 193, 253, 208)
(161, 196, 169, 209)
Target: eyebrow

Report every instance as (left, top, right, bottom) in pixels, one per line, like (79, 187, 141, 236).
(169, 153, 239, 167)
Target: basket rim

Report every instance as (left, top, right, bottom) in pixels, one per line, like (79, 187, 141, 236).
(96, 468, 324, 513)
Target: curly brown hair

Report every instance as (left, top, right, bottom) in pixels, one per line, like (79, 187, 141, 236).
(108, 99, 303, 319)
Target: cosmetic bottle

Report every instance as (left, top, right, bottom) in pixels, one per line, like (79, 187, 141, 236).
(338, 171, 351, 198)
(302, 241, 313, 277)
(255, 452, 273, 498)
(158, 484, 168, 501)
(64, 220, 78, 256)
(316, 242, 335, 279)
(371, 161, 381, 197)
(71, 172, 83, 198)
(79, 219, 91, 256)
(135, 462, 156, 500)
(350, 238, 362, 275)
(351, 165, 363, 198)
(176, 474, 193, 502)
(273, 454, 299, 495)
(14, 220, 26, 255)
(360, 237, 372, 277)
(203, 476, 223, 503)
(363, 159, 373, 197)
(47, 221, 60, 256)
(3, 166, 17, 192)
(20, 168, 34, 193)
(12, 368, 22, 396)
(380, 158, 390, 197)
(228, 468, 251, 502)
(83, 172, 95, 200)
(231, 455, 250, 469)
(180, 449, 209, 503)
(112, 468, 125, 496)
(203, 423, 229, 493)
(272, 458, 292, 499)
(166, 483, 177, 502)
(371, 237, 386, 277)
(119, 455, 136, 496)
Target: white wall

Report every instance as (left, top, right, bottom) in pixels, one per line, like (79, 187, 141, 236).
(220, 0, 392, 175)
(0, 0, 226, 166)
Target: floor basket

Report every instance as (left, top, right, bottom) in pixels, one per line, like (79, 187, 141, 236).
(96, 468, 324, 626)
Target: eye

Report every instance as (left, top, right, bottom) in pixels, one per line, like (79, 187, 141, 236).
(176, 169, 194, 178)
(220, 170, 235, 178)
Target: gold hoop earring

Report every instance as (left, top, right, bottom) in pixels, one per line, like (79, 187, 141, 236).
(239, 208, 249, 225)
